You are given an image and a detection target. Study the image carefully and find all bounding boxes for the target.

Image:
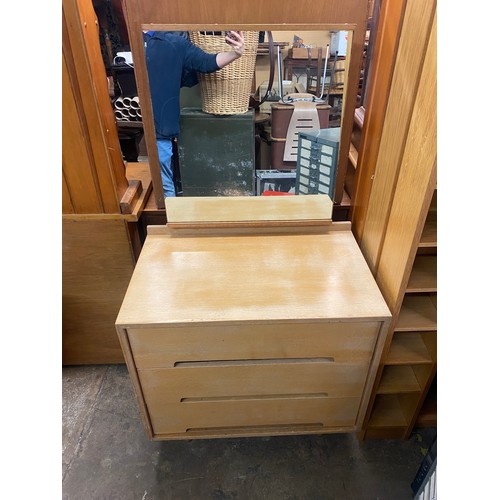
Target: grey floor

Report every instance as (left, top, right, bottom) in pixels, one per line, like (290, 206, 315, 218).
(62, 364, 436, 500)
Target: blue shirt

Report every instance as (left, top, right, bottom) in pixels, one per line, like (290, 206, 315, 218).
(144, 31, 220, 139)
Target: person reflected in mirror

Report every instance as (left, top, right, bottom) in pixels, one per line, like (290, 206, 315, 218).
(144, 30, 245, 197)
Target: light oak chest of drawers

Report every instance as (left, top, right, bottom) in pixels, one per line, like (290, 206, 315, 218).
(116, 197, 391, 440)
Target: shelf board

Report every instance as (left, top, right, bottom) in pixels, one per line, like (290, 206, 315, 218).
(396, 295, 437, 331)
(386, 332, 434, 365)
(257, 42, 289, 55)
(407, 255, 437, 292)
(349, 143, 358, 168)
(377, 366, 422, 394)
(419, 210, 437, 248)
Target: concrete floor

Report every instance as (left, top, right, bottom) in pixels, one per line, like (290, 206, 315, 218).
(62, 364, 436, 500)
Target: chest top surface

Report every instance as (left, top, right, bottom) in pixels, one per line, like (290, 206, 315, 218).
(116, 225, 391, 327)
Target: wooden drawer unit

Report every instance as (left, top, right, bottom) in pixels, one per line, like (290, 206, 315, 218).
(296, 128, 340, 199)
(116, 209, 391, 440)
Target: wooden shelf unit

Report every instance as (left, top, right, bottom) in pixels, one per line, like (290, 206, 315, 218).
(355, 1, 437, 439)
(363, 188, 437, 439)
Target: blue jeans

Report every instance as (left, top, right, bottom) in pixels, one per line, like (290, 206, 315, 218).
(157, 138, 175, 197)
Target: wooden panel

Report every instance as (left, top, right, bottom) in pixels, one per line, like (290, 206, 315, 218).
(359, 0, 436, 274)
(116, 229, 392, 326)
(127, 0, 367, 23)
(373, 11, 437, 311)
(62, 171, 74, 214)
(62, 0, 127, 214)
(165, 195, 333, 224)
(345, 154, 357, 199)
(75, 0, 129, 202)
(62, 52, 103, 213)
(62, 218, 135, 364)
(127, 322, 381, 369)
(121, 0, 369, 208)
(350, 0, 406, 243)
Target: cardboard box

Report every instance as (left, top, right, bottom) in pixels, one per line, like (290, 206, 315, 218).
(255, 170, 296, 195)
(330, 31, 348, 57)
(258, 80, 305, 113)
(288, 47, 320, 59)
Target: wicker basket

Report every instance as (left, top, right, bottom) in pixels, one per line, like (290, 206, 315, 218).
(189, 31, 259, 115)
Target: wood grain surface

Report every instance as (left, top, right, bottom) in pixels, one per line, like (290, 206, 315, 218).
(116, 228, 391, 327)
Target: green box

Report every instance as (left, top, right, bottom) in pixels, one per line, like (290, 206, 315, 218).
(178, 108, 255, 197)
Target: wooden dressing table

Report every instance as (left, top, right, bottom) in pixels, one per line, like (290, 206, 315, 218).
(116, 195, 391, 440)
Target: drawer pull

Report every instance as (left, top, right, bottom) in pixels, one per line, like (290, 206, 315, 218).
(174, 357, 335, 368)
(181, 393, 329, 403)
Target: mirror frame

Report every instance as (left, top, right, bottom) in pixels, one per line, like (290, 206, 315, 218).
(121, 0, 370, 212)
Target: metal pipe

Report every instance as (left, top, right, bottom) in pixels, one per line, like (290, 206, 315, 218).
(319, 44, 330, 99)
(277, 45, 283, 100)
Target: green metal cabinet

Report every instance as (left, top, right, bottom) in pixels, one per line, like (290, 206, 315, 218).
(296, 127, 340, 199)
(178, 108, 255, 196)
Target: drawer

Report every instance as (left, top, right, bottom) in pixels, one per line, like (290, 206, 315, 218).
(151, 398, 360, 435)
(127, 321, 381, 369)
(299, 141, 337, 160)
(138, 360, 367, 435)
(146, 394, 361, 435)
(138, 359, 369, 403)
(296, 158, 336, 196)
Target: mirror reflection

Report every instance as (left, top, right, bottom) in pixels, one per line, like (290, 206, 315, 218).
(141, 30, 351, 199)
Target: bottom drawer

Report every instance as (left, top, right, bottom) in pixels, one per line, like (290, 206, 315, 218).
(148, 396, 360, 436)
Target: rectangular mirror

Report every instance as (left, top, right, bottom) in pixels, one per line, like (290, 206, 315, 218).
(120, 0, 370, 214)
(142, 29, 351, 199)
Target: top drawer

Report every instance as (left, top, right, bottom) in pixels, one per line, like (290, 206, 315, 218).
(126, 321, 381, 369)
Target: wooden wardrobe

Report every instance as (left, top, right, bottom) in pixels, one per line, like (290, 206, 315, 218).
(62, 0, 151, 364)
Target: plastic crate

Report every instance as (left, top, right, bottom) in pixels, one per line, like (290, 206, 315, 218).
(296, 128, 340, 199)
(255, 170, 296, 195)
